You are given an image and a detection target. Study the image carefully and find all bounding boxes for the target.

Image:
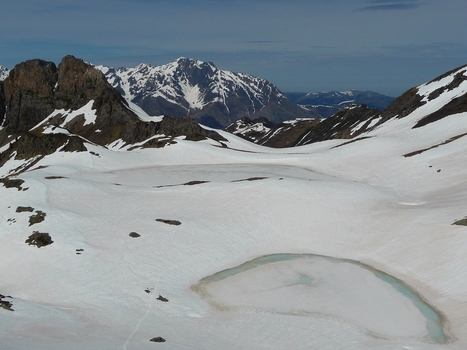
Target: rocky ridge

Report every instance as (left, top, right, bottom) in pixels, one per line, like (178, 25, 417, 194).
(226, 105, 379, 148)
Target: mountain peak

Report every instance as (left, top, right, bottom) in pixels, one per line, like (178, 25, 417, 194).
(98, 58, 316, 128)
(175, 57, 216, 69)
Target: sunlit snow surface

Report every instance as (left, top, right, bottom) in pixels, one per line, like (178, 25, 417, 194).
(2, 71, 467, 348)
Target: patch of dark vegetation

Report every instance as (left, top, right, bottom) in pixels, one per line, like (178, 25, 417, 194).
(25, 231, 53, 247)
(157, 295, 169, 302)
(453, 217, 467, 226)
(29, 210, 46, 226)
(0, 294, 14, 311)
(129, 232, 141, 238)
(231, 177, 268, 182)
(403, 132, 467, 157)
(44, 176, 67, 179)
(150, 337, 166, 343)
(156, 218, 182, 226)
(16, 206, 34, 213)
(331, 136, 371, 149)
(0, 177, 25, 191)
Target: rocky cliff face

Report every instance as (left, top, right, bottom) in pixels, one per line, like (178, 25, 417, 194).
(0, 56, 226, 172)
(1, 59, 57, 134)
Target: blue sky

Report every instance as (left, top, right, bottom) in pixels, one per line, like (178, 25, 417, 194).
(1, 0, 466, 96)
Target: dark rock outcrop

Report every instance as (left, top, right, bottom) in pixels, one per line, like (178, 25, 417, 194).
(0, 294, 14, 311)
(149, 337, 166, 343)
(25, 231, 53, 248)
(1, 59, 57, 134)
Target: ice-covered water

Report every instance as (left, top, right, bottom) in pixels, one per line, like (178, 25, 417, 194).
(194, 253, 449, 343)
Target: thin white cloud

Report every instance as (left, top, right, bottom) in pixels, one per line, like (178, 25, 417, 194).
(358, 0, 425, 11)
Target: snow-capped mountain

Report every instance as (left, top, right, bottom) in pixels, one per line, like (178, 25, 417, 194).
(2, 59, 467, 349)
(285, 90, 395, 117)
(0, 66, 9, 81)
(97, 57, 316, 128)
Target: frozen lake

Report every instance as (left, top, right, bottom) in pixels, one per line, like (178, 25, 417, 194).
(194, 253, 449, 343)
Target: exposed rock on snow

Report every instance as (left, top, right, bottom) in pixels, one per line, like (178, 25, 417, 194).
(16, 206, 34, 213)
(149, 337, 166, 343)
(155, 218, 182, 226)
(0, 177, 26, 190)
(453, 217, 467, 226)
(0, 294, 13, 311)
(25, 231, 53, 248)
(28, 210, 46, 226)
(157, 295, 169, 302)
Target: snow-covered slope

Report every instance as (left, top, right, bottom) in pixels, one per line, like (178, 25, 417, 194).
(0, 66, 9, 81)
(1, 63, 467, 349)
(97, 58, 316, 128)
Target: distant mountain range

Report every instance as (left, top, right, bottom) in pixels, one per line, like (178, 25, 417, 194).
(284, 90, 395, 118)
